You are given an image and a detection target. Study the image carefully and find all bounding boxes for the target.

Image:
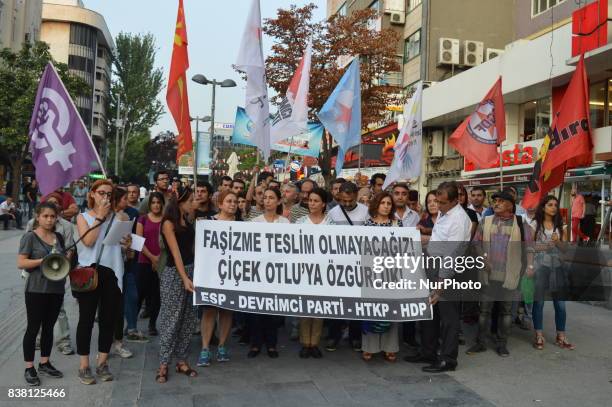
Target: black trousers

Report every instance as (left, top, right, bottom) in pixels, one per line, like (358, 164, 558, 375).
(419, 301, 460, 365)
(74, 266, 121, 355)
(327, 319, 361, 343)
(136, 263, 160, 328)
(248, 314, 280, 349)
(23, 292, 63, 362)
(1, 212, 22, 229)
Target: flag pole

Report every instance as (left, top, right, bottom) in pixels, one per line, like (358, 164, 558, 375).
(499, 141, 504, 190)
(284, 135, 295, 179)
(193, 118, 198, 190)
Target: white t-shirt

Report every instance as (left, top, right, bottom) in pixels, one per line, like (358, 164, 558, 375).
(251, 214, 290, 223)
(296, 214, 335, 225)
(327, 203, 369, 225)
(0, 201, 15, 215)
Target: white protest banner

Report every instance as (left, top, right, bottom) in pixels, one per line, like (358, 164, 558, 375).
(194, 220, 433, 322)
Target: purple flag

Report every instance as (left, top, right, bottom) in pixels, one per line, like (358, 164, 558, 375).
(29, 63, 104, 196)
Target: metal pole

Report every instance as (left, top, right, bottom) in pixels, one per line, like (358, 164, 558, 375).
(358, 143, 363, 171)
(114, 93, 120, 176)
(499, 142, 504, 190)
(193, 117, 198, 190)
(211, 82, 216, 158)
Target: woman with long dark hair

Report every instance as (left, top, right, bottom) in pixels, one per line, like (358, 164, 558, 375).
(361, 192, 401, 362)
(197, 190, 240, 367)
(247, 188, 288, 358)
(135, 192, 165, 336)
(531, 195, 574, 351)
(18, 202, 66, 386)
(417, 191, 439, 244)
(156, 186, 198, 383)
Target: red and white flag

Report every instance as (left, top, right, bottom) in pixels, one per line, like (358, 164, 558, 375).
(522, 55, 593, 208)
(271, 40, 312, 144)
(448, 77, 506, 169)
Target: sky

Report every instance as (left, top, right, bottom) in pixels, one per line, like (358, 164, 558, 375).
(84, 0, 326, 137)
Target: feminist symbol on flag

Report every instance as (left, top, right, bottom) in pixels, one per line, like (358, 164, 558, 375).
(467, 99, 498, 145)
(30, 88, 76, 171)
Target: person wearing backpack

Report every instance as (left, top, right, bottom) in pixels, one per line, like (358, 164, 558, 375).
(135, 192, 165, 337)
(361, 192, 402, 362)
(18, 202, 68, 386)
(466, 190, 535, 358)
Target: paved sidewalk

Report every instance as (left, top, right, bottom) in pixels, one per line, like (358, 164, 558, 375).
(0, 232, 611, 407)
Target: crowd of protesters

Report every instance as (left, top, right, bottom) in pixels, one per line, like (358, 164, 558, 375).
(10, 168, 612, 387)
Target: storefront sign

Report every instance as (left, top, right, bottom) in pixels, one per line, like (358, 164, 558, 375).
(193, 220, 433, 322)
(464, 142, 539, 172)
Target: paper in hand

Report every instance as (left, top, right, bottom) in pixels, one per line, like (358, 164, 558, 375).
(102, 219, 135, 246)
(130, 234, 146, 251)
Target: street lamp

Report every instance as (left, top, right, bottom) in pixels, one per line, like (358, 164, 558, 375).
(192, 74, 236, 184)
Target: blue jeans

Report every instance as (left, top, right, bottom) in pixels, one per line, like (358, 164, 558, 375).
(532, 300, 566, 332)
(123, 264, 140, 331)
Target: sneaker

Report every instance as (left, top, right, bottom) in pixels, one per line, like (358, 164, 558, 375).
(216, 346, 230, 362)
(140, 309, 150, 319)
(95, 363, 114, 381)
(38, 362, 63, 378)
(466, 342, 487, 355)
(148, 326, 159, 336)
(78, 367, 96, 385)
(351, 339, 362, 352)
(57, 343, 75, 355)
(197, 348, 211, 367)
(310, 346, 323, 359)
(299, 347, 310, 359)
(112, 343, 133, 359)
(126, 330, 149, 343)
(325, 339, 338, 352)
(25, 367, 41, 386)
(496, 345, 510, 357)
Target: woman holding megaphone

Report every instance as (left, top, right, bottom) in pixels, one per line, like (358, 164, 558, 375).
(18, 202, 67, 386)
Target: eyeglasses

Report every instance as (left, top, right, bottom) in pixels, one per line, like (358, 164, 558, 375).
(96, 191, 112, 198)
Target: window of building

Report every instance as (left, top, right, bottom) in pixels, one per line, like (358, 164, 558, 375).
(532, 0, 566, 18)
(69, 23, 96, 48)
(68, 55, 94, 73)
(408, 0, 422, 12)
(97, 48, 104, 59)
(404, 30, 421, 63)
(93, 117, 99, 127)
(521, 97, 551, 141)
(96, 72, 102, 80)
(589, 80, 607, 129)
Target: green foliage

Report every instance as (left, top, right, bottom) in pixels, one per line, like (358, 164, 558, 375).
(120, 132, 150, 184)
(108, 32, 164, 175)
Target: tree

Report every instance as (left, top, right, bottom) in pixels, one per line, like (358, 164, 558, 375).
(108, 132, 150, 184)
(0, 42, 89, 200)
(109, 32, 164, 176)
(263, 4, 401, 183)
(145, 131, 177, 173)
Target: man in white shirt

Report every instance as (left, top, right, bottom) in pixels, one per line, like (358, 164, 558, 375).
(327, 182, 369, 225)
(325, 182, 367, 353)
(0, 197, 23, 230)
(391, 182, 420, 227)
(406, 182, 470, 373)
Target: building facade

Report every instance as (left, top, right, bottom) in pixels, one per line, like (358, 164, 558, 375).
(40, 0, 114, 151)
(0, 0, 42, 51)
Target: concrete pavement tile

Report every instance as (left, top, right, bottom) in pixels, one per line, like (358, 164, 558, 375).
(263, 380, 328, 406)
(192, 389, 275, 407)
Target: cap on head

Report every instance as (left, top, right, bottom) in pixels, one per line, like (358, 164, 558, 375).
(491, 190, 515, 204)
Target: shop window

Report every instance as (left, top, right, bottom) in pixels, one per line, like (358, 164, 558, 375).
(521, 98, 550, 141)
(589, 80, 606, 129)
(404, 30, 421, 63)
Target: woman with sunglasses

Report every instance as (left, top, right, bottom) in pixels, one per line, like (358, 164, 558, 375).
(156, 186, 198, 383)
(75, 180, 131, 385)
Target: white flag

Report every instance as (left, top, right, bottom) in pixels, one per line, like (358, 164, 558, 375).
(235, 0, 271, 160)
(383, 81, 423, 189)
(270, 40, 312, 144)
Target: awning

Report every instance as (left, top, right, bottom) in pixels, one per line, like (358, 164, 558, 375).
(564, 164, 611, 181)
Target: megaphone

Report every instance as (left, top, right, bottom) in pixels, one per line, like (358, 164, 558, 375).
(41, 253, 71, 281)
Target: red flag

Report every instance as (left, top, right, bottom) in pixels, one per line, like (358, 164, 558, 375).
(166, 0, 192, 161)
(448, 77, 506, 169)
(522, 55, 593, 209)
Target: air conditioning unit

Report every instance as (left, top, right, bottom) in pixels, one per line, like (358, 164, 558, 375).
(486, 48, 504, 61)
(438, 38, 459, 65)
(429, 130, 444, 157)
(463, 40, 484, 66)
(390, 11, 405, 25)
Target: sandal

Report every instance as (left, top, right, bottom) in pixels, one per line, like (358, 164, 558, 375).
(555, 334, 575, 350)
(384, 352, 397, 362)
(362, 352, 372, 361)
(533, 334, 545, 350)
(175, 361, 198, 377)
(155, 364, 168, 383)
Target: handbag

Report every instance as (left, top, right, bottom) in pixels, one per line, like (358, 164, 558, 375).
(70, 213, 115, 292)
